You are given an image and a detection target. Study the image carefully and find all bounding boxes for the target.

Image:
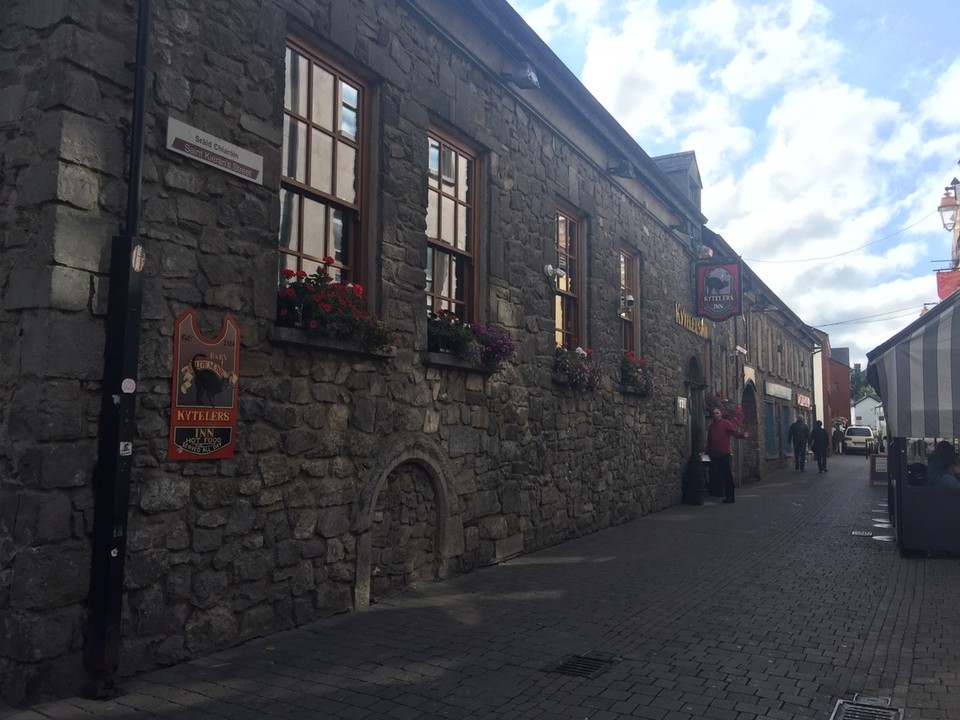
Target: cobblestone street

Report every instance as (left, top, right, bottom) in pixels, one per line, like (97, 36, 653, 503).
(6, 455, 959, 720)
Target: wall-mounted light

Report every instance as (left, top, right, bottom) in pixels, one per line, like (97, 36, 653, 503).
(606, 158, 635, 179)
(669, 219, 691, 238)
(544, 264, 565, 280)
(937, 177, 960, 231)
(501, 61, 540, 90)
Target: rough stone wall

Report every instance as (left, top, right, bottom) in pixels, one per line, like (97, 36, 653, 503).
(0, 0, 710, 705)
(0, 0, 136, 703)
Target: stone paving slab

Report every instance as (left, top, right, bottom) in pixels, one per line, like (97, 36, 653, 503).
(5, 455, 960, 719)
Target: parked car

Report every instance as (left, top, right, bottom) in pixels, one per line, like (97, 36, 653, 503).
(843, 425, 877, 454)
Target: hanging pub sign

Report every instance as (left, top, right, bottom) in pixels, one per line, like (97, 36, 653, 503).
(168, 309, 240, 461)
(696, 259, 743, 321)
(936, 269, 960, 300)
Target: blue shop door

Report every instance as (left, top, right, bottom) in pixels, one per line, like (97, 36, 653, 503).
(764, 401, 776, 457)
(781, 405, 792, 455)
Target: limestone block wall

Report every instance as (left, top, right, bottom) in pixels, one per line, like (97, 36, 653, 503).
(0, 0, 711, 705)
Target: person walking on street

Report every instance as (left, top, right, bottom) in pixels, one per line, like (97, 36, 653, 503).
(832, 425, 844, 455)
(787, 415, 809, 471)
(810, 420, 830, 473)
(705, 407, 749, 503)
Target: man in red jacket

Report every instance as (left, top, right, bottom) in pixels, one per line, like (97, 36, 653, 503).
(705, 407, 749, 503)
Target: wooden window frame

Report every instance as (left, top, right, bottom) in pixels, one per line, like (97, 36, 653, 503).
(425, 127, 479, 322)
(619, 247, 638, 355)
(553, 208, 585, 348)
(280, 38, 369, 288)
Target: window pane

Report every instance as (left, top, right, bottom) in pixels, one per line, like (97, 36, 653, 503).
(428, 138, 440, 188)
(554, 295, 564, 341)
(456, 204, 469, 250)
(426, 192, 439, 241)
(279, 251, 298, 278)
(441, 146, 455, 188)
(336, 141, 356, 203)
(278, 190, 299, 252)
(332, 209, 345, 264)
(283, 116, 307, 182)
(341, 106, 357, 141)
(457, 156, 471, 201)
(342, 82, 358, 109)
(441, 196, 455, 244)
(425, 246, 434, 292)
(453, 257, 466, 301)
(436, 254, 450, 297)
(340, 82, 359, 140)
(285, 48, 308, 115)
(310, 129, 333, 193)
(312, 66, 335, 130)
(302, 198, 326, 259)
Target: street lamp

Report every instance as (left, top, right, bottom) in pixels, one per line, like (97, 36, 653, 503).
(937, 177, 960, 231)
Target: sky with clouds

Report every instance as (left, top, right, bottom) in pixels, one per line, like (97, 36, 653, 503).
(506, 0, 960, 368)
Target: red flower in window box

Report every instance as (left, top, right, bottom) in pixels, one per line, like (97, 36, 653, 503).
(620, 352, 654, 395)
(276, 258, 395, 353)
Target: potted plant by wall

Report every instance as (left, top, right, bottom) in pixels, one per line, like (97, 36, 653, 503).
(681, 430, 707, 505)
(553, 344, 603, 390)
(619, 351, 654, 396)
(427, 309, 475, 355)
(425, 311, 518, 372)
(276, 259, 396, 353)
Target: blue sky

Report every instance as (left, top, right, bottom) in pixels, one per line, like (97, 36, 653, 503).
(507, 0, 960, 367)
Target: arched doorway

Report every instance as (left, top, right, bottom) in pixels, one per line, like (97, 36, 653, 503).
(686, 356, 705, 454)
(369, 461, 439, 603)
(354, 439, 458, 610)
(740, 382, 760, 482)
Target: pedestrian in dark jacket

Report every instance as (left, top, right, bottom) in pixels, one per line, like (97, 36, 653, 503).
(809, 420, 830, 473)
(787, 416, 809, 471)
(832, 426, 844, 455)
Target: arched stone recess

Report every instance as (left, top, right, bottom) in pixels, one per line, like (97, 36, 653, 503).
(353, 437, 461, 609)
(740, 381, 761, 482)
(686, 355, 706, 454)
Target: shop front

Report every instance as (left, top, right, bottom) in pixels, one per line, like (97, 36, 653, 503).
(866, 291, 960, 553)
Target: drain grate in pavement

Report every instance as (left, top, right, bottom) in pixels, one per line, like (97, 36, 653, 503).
(830, 699, 903, 720)
(544, 652, 615, 679)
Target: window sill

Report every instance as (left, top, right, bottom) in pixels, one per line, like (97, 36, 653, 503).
(619, 384, 652, 398)
(421, 351, 495, 375)
(268, 327, 396, 359)
(551, 374, 597, 391)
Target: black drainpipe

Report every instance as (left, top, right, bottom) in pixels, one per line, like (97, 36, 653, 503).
(84, 0, 152, 697)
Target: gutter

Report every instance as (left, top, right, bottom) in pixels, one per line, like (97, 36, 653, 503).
(84, 0, 152, 697)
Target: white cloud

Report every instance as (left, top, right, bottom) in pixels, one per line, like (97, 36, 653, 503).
(508, 0, 958, 365)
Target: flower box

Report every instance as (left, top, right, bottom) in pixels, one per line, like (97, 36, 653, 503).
(553, 345, 602, 390)
(276, 260, 396, 354)
(425, 310, 517, 373)
(421, 351, 495, 374)
(269, 327, 396, 359)
(620, 351, 654, 396)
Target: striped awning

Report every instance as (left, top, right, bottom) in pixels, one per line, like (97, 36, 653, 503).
(866, 291, 960, 439)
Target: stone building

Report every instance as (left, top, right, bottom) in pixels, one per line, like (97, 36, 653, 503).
(0, 0, 816, 704)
